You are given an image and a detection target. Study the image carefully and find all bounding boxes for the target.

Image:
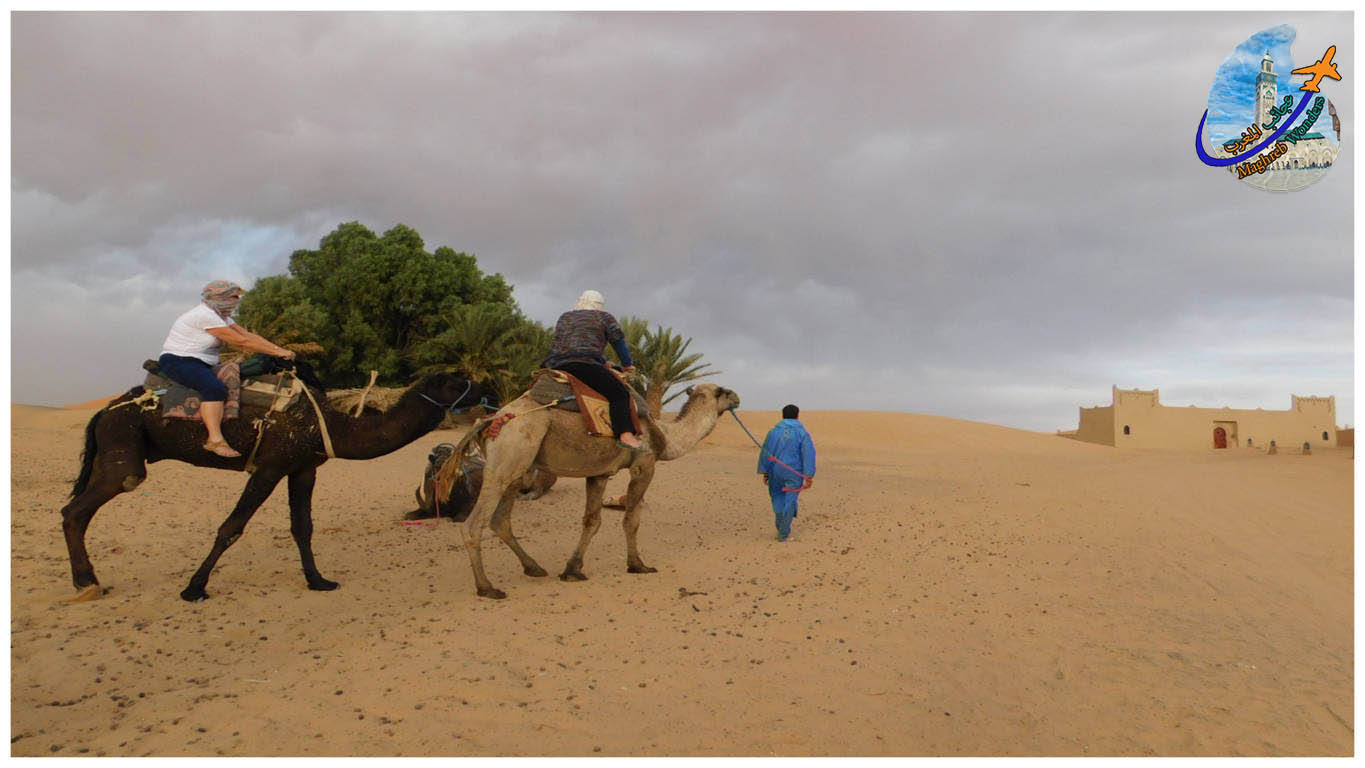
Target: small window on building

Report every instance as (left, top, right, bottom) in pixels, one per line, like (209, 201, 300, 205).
(1123, 425, 1131, 435)
(1323, 431, 1329, 441)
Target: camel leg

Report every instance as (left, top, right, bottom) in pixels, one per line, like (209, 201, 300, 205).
(61, 449, 147, 591)
(462, 472, 526, 600)
(180, 469, 286, 602)
(287, 466, 338, 591)
(623, 462, 658, 574)
(488, 490, 548, 577)
(561, 475, 609, 581)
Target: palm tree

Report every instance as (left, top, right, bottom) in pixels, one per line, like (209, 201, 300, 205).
(497, 322, 554, 404)
(614, 317, 720, 415)
(411, 304, 515, 387)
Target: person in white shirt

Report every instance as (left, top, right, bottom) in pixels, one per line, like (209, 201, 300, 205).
(158, 280, 296, 458)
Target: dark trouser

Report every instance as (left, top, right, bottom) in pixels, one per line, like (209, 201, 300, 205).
(555, 362, 635, 438)
(158, 353, 228, 401)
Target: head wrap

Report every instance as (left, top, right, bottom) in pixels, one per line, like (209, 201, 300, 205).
(782, 404, 800, 420)
(573, 290, 606, 311)
(202, 280, 245, 319)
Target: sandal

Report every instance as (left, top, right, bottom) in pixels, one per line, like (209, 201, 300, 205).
(203, 440, 242, 458)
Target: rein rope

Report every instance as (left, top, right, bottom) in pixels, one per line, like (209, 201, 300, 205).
(417, 378, 498, 415)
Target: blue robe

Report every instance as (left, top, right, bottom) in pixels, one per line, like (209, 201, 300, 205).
(757, 418, 817, 540)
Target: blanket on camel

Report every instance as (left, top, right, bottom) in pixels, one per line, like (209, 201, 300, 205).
(526, 368, 646, 438)
(140, 357, 306, 422)
(141, 361, 242, 421)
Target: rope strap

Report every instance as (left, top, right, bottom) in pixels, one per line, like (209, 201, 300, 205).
(299, 383, 336, 459)
(484, 395, 577, 439)
(353, 369, 379, 417)
(106, 388, 164, 413)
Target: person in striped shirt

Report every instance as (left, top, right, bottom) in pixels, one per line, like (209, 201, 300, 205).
(542, 290, 644, 450)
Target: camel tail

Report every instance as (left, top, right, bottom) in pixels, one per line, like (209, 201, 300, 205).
(70, 409, 103, 500)
(71, 387, 146, 499)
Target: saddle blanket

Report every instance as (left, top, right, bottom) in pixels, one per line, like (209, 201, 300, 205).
(527, 368, 646, 438)
(141, 360, 304, 422)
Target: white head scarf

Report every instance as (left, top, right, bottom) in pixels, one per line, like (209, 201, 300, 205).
(573, 290, 606, 311)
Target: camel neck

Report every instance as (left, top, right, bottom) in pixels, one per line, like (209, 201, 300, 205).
(656, 398, 720, 461)
(324, 389, 444, 460)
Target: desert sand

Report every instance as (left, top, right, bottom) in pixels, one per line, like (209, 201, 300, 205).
(10, 402, 1354, 756)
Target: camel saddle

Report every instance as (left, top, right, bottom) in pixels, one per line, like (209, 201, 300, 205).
(141, 359, 306, 421)
(527, 368, 648, 438)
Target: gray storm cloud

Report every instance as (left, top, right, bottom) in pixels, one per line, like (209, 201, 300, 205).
(11, 11, 1353, 429)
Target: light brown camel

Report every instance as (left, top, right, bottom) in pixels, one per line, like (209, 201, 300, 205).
(443, 382, 740, 599)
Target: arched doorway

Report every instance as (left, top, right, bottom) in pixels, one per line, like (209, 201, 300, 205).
(1213, 427, 1228, 449)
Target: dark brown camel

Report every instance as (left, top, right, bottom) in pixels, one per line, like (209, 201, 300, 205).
(59, 371, 487, 602)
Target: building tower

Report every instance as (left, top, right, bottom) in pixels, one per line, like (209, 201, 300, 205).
(1256, 50, 1277, 128)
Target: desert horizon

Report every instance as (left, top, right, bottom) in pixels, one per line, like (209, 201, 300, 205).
(11, 396, 1353, 756)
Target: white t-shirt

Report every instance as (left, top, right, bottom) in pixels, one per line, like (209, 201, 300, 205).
(161, 303, 230, 364)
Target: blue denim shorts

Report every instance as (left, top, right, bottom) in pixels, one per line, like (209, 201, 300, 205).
(157, 353, 228, 402)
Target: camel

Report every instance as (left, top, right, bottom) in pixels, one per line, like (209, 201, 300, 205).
(448, 381, 740, 599)
(59, 371, 487, 602)
(407, 444, 556, 522)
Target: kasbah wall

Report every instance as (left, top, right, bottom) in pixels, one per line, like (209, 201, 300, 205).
(1074, 386, 1339, 450)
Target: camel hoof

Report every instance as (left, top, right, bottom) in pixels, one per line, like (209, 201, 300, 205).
(523, 565, 548, 578)
(65, 584, 105, 604)
(179, 586, 209, 602)
(307, 578, 340, 591)
(559, 571, 588, 582)
(627, 564, 658, 574)
(477, 586, 507, 600)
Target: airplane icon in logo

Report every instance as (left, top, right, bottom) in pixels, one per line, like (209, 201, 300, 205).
(1291, 45, 1342, 93)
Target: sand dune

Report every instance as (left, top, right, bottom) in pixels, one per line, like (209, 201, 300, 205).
(10, 403, 1352, 756)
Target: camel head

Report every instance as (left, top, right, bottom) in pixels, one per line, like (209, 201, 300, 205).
(680, 383, 741, 416)
(414, 371, 490, 413)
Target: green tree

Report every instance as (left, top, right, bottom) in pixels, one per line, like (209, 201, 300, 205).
(237, 222, 526, 388)
(611, 317, 720, 415)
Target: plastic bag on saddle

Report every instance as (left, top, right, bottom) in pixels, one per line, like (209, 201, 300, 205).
(526, 368, 649, 437)
(140, 359, 305, 421)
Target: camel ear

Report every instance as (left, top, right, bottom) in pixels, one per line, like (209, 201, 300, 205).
(684, 386, 694, 396)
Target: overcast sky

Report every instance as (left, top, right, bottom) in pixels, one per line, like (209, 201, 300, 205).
(10, 11, 1354, 431)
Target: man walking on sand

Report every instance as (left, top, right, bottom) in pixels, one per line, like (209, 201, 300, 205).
(758, 404, 816, 542)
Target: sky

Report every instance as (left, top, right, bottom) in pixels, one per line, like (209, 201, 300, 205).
(10, 11, 1355, 431)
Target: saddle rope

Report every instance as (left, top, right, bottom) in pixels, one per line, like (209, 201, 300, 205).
(352, 369, 379, 417)
(298, 382, 337, 459)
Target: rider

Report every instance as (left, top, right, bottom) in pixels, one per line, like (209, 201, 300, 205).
(542, 290, 644, 450)
(158, 280, 296, 458)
